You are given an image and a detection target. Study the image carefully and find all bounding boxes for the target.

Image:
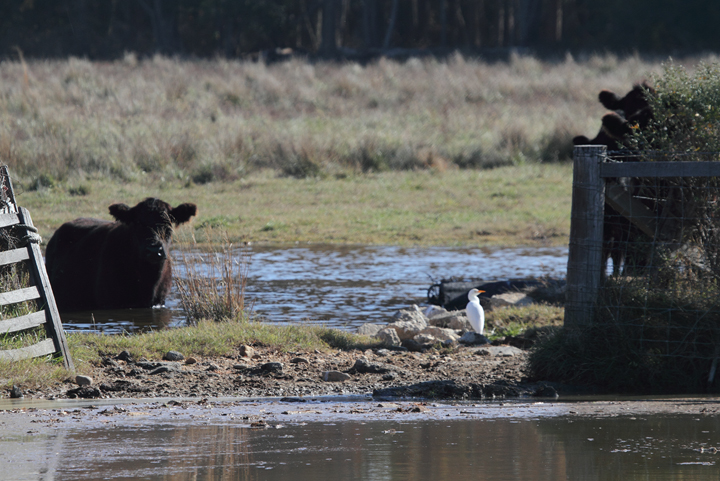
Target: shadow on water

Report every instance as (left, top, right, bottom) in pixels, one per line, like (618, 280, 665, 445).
(7, 404, 719, 480)
(59, 244, 568, 334)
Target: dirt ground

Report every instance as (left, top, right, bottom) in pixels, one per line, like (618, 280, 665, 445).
(14, 342, 571, 402)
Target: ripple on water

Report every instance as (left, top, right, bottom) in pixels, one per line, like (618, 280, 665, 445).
(59, 244, 568, 333)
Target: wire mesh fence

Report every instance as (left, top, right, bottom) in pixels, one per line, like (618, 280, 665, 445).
(599, 149, 720, 367)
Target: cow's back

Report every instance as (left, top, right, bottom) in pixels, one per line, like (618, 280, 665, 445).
(45, 218, 112, 311)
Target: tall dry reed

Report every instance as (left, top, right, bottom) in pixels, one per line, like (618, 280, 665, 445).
(173, 228, 249, 324)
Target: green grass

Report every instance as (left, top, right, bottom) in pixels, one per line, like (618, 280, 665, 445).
(21, 165, 573, 248)
(486, 304, 565, 340)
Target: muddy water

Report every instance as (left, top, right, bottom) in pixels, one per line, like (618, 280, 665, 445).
(59, 244, 567, 333)
(4, 398, 719, 480)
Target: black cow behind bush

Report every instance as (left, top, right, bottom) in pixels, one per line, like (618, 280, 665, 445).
(46, 197, 197, 311)
(573, 82, 654, 151)
(573, 83, 655, 276)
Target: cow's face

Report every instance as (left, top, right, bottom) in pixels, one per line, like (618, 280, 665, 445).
(109, 198, 197, 264)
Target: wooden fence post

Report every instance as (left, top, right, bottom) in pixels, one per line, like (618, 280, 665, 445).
(564, 145, 606, 330)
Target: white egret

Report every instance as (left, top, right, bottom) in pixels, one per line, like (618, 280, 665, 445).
(466, 288, 486, 335)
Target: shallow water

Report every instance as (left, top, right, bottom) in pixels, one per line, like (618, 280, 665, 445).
(4, 398, 719, 481)
(59, 244, 567, 333)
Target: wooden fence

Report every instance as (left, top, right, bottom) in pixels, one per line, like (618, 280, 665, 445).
(0, 167, 73, 370)
(565, 145, 720, 330)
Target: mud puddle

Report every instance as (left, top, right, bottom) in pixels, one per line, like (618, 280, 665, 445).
(2, 396, 720, 480)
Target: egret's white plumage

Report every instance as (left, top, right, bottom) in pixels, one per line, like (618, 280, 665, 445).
(466, 288, 485, 335)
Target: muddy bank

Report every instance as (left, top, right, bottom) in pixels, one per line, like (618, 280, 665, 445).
(10, 342, 576, 402)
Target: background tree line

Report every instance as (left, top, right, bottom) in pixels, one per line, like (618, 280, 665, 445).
(1, 0, 717, 60)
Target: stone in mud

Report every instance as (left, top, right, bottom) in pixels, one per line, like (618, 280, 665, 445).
(66, 386, 101, 399)
(423, 305, 449, 318)
(413, 333, 438, 346)
(163, 351, 185, 361)
(261, 362, 283, 373)
(102, 358, 119, 367)
(357, 323, 384, 337)
(429, 312, 472, 331)
(75, 375, 93, 386)
(149, 365, 180, 375)
(375, 327, 401, 347)
(419, 326, 460, 342)
(280, 397, 307, 403)
(387, 305, 429, 340)
(322, 371, 351, 382)
(459, 331, 490, 345)
(9, 385, 23, 399)
(239, 345, 255, 358)
(353, 358, 390, 374)
(116, 350, 133, 362)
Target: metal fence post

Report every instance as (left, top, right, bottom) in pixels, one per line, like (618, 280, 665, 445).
(564, 145, 606, 330)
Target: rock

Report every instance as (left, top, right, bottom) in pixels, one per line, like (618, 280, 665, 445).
(280, 397, 307, 403)
(102, 358, 119, 367)
(490, 292, 534, 309)
(475, 346, 524, 357)
(322, 371, 351, 382)
(9, 385, 23, 399)
(402, 339, 425, 352)
(116, 350, 133, 362)
(185, 357, 198, 365)
(357, 323, 384, 337)
(413, 333, 438, 345)
(419, 326, 460, 342)
(423, 305, 449, 318)
(239, 345, 255, 358)
(66, 386, 101, 399)
(149, 365, 179, 375)
(163, 351, 185, 361)
(428, 312, 471, 331)
(387, 305, 429, 340)
(375, 327, 402, 347)
(75, 375, 93, 386)
(459, 331, 490, 345)
(353, 358, 390, 374)
(261, 362, 283, 373)
(290, 357, 309, 364)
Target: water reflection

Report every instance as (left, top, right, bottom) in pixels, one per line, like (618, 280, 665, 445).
(59, 244, 568, 334)
(13, 413, 720, 480)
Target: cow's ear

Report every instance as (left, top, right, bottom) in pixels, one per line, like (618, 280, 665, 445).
(599, 90, 622, 110)
(170, 203, 197, 226)
(109, 203, 134, 223)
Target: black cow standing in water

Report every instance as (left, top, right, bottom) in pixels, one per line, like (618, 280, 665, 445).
(45, 198, 197, 311)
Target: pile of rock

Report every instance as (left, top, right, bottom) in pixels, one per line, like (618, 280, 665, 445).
(357, 304, 488, 351)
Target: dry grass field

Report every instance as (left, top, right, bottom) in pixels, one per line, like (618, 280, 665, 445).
(1, 52, 703, 247)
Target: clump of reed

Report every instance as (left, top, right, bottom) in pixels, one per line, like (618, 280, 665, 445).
(173, 228, 249, 324)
